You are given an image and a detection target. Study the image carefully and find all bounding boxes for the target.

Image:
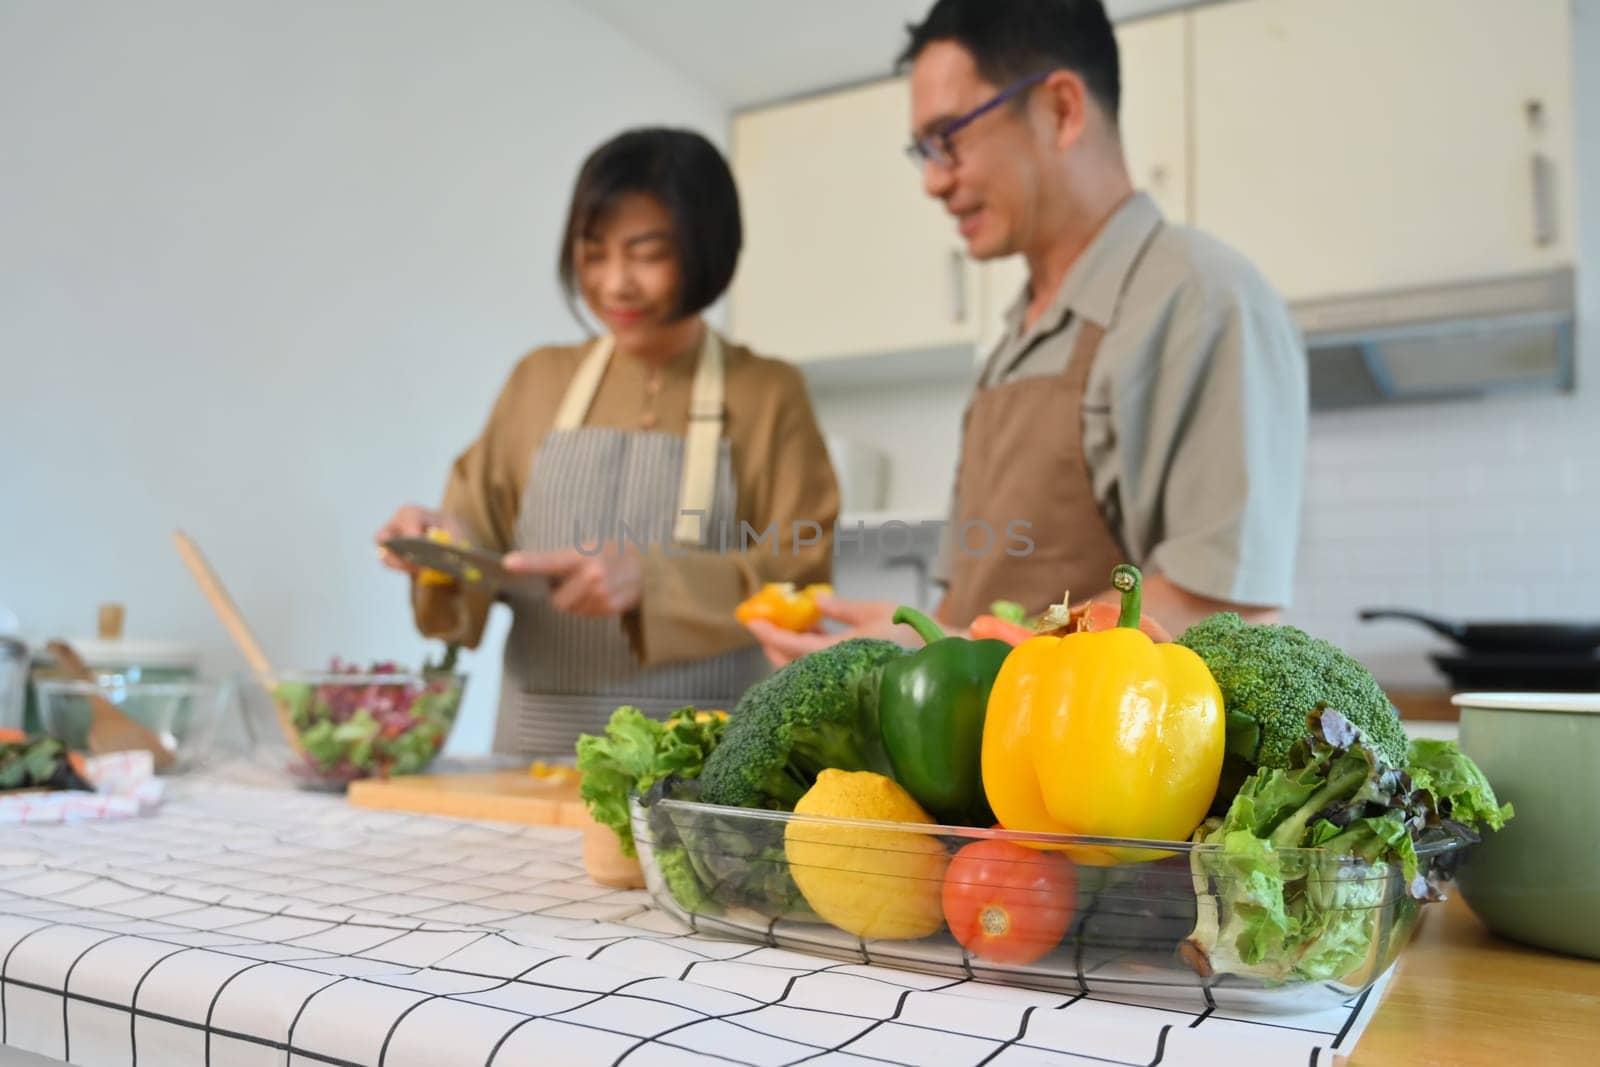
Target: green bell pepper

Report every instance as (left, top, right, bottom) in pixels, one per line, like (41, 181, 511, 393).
(879, 606, 1011, 826)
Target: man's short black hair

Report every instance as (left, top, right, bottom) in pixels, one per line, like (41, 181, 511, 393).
(897, 0, 1121, 122)
(559, 127, 741, 320)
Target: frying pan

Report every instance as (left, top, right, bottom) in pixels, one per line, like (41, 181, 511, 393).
(1430, 651, 1600, 691)
(1358, 608, 1600, 654)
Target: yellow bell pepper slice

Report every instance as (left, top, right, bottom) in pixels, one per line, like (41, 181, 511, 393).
(734, 582, 833, 632)
(528, 761, 580, 784)
(981, 565, 1224, 863)
(417, 526, 469, 587)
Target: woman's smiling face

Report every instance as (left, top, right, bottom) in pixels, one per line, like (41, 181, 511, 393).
(574, 192, 685, 343)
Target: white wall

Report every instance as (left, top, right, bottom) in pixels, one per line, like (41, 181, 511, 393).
(0, 0, 725, 755)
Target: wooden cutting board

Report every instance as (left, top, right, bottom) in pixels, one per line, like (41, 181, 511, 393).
(346, 769, 590, 828)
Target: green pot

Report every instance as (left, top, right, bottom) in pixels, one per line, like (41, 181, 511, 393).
(1454, 692, 1600, 960)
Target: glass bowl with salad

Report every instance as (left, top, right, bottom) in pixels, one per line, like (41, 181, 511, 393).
(242, 651, 465, 790)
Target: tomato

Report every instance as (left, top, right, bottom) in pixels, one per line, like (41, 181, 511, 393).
(942, 839, 1076, 965)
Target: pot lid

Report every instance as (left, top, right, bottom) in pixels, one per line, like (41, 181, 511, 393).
(31, 639, 202, 669)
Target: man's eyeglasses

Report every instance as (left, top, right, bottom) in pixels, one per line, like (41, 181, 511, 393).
(905, 70, 1053, 170)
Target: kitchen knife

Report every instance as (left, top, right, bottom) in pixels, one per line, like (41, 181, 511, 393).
(382, 537, 550, 600)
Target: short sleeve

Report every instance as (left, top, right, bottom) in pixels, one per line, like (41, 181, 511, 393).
(1142, 281, 1309, 607)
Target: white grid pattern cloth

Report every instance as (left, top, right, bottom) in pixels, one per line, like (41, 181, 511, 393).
(0, 774, 1393, 1066)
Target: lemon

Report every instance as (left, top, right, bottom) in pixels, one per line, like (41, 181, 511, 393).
(784, 769, 949, 940)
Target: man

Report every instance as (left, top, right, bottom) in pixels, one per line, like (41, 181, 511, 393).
(749, 0, 1307, 664)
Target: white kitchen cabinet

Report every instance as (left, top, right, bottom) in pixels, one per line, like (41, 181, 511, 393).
(1191, 0, 1576, 302)
(1118, 13, 1189, 225)
(729, 78, 979, 363)
(975, 12, 1191, 357)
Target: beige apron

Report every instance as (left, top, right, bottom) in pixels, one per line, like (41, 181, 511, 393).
(945, 317, 1140, 628)
(493, 328, 768, 756)
(947, 217, 1167, 625)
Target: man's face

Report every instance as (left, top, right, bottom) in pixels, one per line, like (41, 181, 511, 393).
(909, 41, 1045, 260)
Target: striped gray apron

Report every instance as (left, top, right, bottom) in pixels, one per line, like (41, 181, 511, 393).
(493, 328, 769, 756)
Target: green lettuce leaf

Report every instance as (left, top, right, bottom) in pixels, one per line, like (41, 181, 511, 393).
(653, 844, 720, 915)
(1406, 738, 1513, 831)
(1185, 706, 1511, 985)
(575, 706, 726, 858)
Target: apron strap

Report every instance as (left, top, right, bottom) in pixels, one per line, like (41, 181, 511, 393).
(1056, 215, 1163, 387)
(552, 335, 614, 431)
(1060, 320, 1106, 386)
(549, 330, 724, 545)
(673, 328, 724, 544)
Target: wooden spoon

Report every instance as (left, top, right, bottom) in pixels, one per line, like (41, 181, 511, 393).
(47, 639, 175, 771)
(171, 529, 304, 754)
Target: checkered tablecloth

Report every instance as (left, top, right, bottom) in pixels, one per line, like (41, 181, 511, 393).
(0, 775, 1392, 1066)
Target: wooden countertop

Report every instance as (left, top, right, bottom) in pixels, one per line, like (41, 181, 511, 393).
(1389, 689, 1459, 722)
(1352, 894, 1600, 1065)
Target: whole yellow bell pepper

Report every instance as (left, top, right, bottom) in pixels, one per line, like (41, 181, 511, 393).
(981, 565, 1224, 854)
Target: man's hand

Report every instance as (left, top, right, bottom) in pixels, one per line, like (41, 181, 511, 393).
(504, 544, 643, 617)
(375, 505, 469, 575)
(742, 594, 916, 668)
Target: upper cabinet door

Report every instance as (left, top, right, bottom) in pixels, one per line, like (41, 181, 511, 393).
(729, 79, 980, 363)
(1192, 0, 1576, 302)
(1118, 12, 1190, 225)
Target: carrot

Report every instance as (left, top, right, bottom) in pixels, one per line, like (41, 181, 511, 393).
(969, 614, 1035, 646)
(0, 728, 27, 745)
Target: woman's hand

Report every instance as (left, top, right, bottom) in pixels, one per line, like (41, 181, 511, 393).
(742, 594, 917, 668)
(375, 505, 469, 575)
(503, 544, 644, 617)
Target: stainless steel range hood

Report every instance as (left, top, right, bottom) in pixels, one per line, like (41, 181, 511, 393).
(1295, 268, 1577, 411)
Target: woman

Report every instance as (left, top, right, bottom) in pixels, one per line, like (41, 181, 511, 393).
(377, 128, 838, 755)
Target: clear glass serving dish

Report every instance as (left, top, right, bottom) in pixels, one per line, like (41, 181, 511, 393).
(630, 795, 1468, 1013)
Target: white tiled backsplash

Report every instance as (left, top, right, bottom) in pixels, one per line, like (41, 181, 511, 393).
(814, 370, 1600, 691)
(1287, 388, 1599, 689)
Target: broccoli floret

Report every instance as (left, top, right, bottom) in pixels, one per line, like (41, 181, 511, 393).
(1176, 613, 1409, 778)
(698, 638, 906, 810)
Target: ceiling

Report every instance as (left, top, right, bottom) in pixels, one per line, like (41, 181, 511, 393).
(583, 0, 1214, 111)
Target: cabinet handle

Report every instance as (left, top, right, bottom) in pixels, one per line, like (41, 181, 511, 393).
(947, 249, 966, 324)
(1531, 151, 1557, 247)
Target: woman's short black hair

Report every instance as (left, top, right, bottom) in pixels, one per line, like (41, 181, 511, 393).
(558, 127, 742, 321)
(897, 0, 1121, 122)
